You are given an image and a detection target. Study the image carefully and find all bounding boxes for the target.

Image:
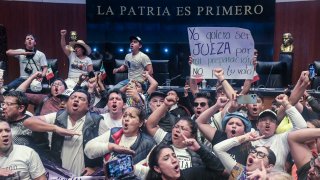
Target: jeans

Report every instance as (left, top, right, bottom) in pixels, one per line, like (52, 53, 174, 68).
(5, 77, 26, 91)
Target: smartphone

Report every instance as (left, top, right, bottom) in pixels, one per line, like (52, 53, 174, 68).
(88, 71, 95, 79)
(237, 94, 257, 104)
(105, 155, 134, 179)
(309, 63, 316, 79)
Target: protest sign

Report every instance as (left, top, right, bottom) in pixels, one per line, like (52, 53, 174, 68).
(188, 27, 255, 79)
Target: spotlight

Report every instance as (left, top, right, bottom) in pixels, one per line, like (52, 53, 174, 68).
(164, 48, 169, 53)
(145, 48, 149, 52)
(93, 48, 97, 52)
(119, 48, 124, 52)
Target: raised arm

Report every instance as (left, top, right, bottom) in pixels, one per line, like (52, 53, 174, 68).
(213, 131, 262, 173)
(196, 97, 228, 142)
(277, 71, 310, 120)
(16, 71, 42, 92)
(275, 94, 307, 130)
(288, 128, 320, 169)
(143, 71, 158, 95)
(146, 95, 176, 136)
(214, 68, 236, 100)
(60, 29, 71, 56)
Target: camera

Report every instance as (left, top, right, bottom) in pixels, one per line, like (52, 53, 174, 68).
(24, 66, 33, 74)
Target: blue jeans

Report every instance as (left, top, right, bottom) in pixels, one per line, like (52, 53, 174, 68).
(5, 77, 26, 91)
(109, 79, 130, 92)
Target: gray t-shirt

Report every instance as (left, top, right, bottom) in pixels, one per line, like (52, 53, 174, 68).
(124, 51, 151, 82)
(15, 49, 47, 78)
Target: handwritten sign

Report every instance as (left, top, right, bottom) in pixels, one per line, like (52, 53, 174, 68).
(188, 27, 255, 79)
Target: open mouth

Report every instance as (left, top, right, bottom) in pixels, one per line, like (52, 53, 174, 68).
(174, 165, 180, 172)
(3, 139, 9, 145)
(231, 130, 236, 134)
(123, 123, 129, 130)
(247, 157, 254, 166)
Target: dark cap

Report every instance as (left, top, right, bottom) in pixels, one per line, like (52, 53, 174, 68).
(129, 36, 142, 44)
(148, 91, 166, 101)
(57, 88, 74, 100)
(258, 109, 277, 122)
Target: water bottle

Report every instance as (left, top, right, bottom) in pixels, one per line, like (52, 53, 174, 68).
(202, 79, 207, 89)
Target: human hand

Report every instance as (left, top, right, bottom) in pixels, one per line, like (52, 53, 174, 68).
(184, 84, 190, 97)
(215, 96, 228, 108)
(164, 95, 177, 107)
(299, 71, 310, 87)
(60, 29, 67, 36)
(275, 94, 290, 107)
(213, 68, 224, 81)
(181, 132, 200, 152)
(54, 125, 81, 136)
(108, 143, 135, 155)
(87, 76, 97, 90)
(113, 68, 118, 74)
(0, 168, 14, 177)
(246, 161, 267, 180)
(31, 72, 43, 80)
(126, 86, 139, 102)
(78, 74, 88, 85)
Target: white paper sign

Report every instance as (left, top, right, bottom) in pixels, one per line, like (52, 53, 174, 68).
(188, 27, 255, 79)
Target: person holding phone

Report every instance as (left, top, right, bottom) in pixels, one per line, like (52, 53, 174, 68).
(84, 106, 156, 178)
(60, 29, 93, 88)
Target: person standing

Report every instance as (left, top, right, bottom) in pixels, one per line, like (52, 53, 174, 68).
(60, 29, 93, 88)
(5, 34, 48, 91)
(113, 36, 153, 89)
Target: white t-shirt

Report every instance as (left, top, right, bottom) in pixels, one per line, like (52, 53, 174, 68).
(153, 128, 192, 170)
(67, 51, 93, 79)
(44, 112, 104, 176)
(100, 113, 122, 135)
(0, 145, 45, 180)
(124, 51, 151, 82)
(84, 129, 137, 164)
(16, 49, 47, 78)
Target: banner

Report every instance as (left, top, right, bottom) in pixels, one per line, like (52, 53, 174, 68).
(188, 27, 254, 79)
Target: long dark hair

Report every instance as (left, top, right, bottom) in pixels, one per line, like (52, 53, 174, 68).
(146, 144, 178, 180)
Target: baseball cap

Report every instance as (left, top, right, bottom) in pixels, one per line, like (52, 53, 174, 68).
(222, 111, 252, 133)
(129, 36, 142, 44)
(148, 91, 166, 101)
(57, 88, 74, 100)
(258, 109, 278, 122)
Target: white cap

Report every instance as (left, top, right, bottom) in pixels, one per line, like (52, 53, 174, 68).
(30, 79, 42, 92)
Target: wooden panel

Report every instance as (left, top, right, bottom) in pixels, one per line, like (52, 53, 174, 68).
(0, 1, 86, 82)
(274, 1, 320, 84)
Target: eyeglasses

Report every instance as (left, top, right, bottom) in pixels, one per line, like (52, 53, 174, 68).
(1, 102, 18, 107)
(249, 148, 268, 159)
(51, 82, 64, 86)
(193, 102, 207, 107)
(173, 124, 191, 133)
(310, 156, 320, 176)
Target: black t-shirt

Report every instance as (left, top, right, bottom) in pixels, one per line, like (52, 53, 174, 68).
(211, 131, 251, 165)
(297, 161, 311, 180)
